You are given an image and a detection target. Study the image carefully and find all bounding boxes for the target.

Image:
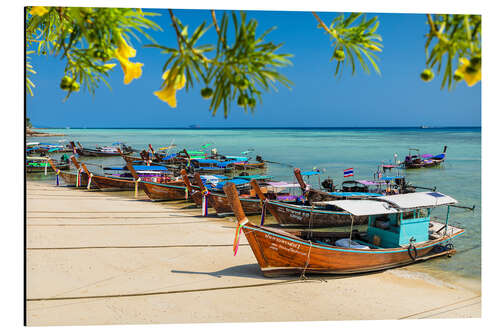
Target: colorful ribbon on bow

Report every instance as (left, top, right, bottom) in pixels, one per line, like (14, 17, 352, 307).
(185, 187, 189, 200)
(201, 189, 209, 216)
(87, 173, 93, 190)
(233, 218, 249, 256)
(76, 169, 82, 187)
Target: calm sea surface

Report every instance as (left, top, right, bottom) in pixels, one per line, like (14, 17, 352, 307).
(27, 127, 481, 288)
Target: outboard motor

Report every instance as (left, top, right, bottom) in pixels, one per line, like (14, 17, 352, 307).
(256, 155, 263, 162)
(321, 178, 335, 192)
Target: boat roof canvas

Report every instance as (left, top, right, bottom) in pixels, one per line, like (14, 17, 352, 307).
(355, 180, 380, 186)
(314, 200, 400, 216)
(267, 181, 302, 188)
(314, 191, 457, 216)
(376, 191, 457, 209)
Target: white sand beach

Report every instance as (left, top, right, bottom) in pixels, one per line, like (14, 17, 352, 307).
(26, 181, 481, 326)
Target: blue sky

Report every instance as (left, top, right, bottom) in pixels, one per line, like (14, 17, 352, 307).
(26, 9, 481, 128)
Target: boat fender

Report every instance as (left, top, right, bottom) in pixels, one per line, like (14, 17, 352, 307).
(408, 244, 417, 261)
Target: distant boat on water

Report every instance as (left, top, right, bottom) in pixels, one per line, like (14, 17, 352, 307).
(189, 124, 200, 129)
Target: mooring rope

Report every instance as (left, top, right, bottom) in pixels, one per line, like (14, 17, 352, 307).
(398, 295, 481, 319)
(300, 240, 313, 280)
(27, 244, 251, 251)
(27, 279, 301, 302)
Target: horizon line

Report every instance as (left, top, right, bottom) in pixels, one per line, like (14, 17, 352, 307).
(33, 126, 482, 130)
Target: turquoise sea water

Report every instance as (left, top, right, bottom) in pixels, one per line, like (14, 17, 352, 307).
(27, 127, 481, 287)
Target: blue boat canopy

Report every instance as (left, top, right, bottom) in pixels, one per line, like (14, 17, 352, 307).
(133, 165, 168, 171)
(430, 153, 445, 159)
(213, 178, 250, 189)
(225, 156, 249, 161)
(161, 153, 177, 160)
(301, 171, 321, 176)
(381, 176, 403, 180)
(216, 161, 234, 167)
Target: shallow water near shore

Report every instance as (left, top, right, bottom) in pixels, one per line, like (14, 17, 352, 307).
(26, 127, 481, 290)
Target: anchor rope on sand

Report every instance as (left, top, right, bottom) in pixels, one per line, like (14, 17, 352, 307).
(300, 240, 313, 280)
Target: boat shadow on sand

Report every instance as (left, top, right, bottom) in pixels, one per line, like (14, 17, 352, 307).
(170, 264, 383, 281)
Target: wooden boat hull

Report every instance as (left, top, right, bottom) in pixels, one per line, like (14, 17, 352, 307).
(189, 189, 270, 216)
(56, 171, 98, 188)
(140, 180, 188, 201)
(265, 201, 367, 227)
(233, 162, 267, 170)
(403, 160, 444, 169)
(89, 175, 136, 190)
(241, 222, 464, 276)
(209, 193, 263, 216)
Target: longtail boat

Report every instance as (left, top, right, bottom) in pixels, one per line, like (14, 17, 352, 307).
(80, 161, 136, 190)
(250, 179, 367, 227)
(77, 154, 174, 191)
(26, 142, 72, 155)
(125, 162, 187, 201)
(26, 156, 70, 173)
(400, 146, 447, 169)
(46, 157, 97, 188)
(294, 168, 415, 204)
(224, 182, 464, 277)
(69, 141, 134, 157)
(180, 169, 203, 205)
(192, 173, 262, 216)
(187, 173, 302, 216)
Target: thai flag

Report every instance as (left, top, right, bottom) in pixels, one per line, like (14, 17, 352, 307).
(344, 168, 354, 177)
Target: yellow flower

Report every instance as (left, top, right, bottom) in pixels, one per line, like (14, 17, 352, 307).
(113, 33, 142, 84)
(116, 34, 136, 59)
(30, 6, 49, 16)
(116, 53, 143, 84)
(456, 57, 481, 87)
(154, 70, 186, 107)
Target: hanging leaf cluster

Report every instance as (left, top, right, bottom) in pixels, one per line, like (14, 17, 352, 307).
(315, 13, 382, 77)
(423, 14, 481, 89)
(149, 10, 292, 118)
(25, 7, 160, 99)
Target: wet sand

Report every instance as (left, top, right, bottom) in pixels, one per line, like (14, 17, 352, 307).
(26, 181, 481, 326)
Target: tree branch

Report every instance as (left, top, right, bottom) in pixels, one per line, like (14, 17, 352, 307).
(211, 10, 220, 35)
(427, 14, 437, 35)
(211, 10, 227, 49)
(168, 9, 183, 52)
(312, 12, 330, 34)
